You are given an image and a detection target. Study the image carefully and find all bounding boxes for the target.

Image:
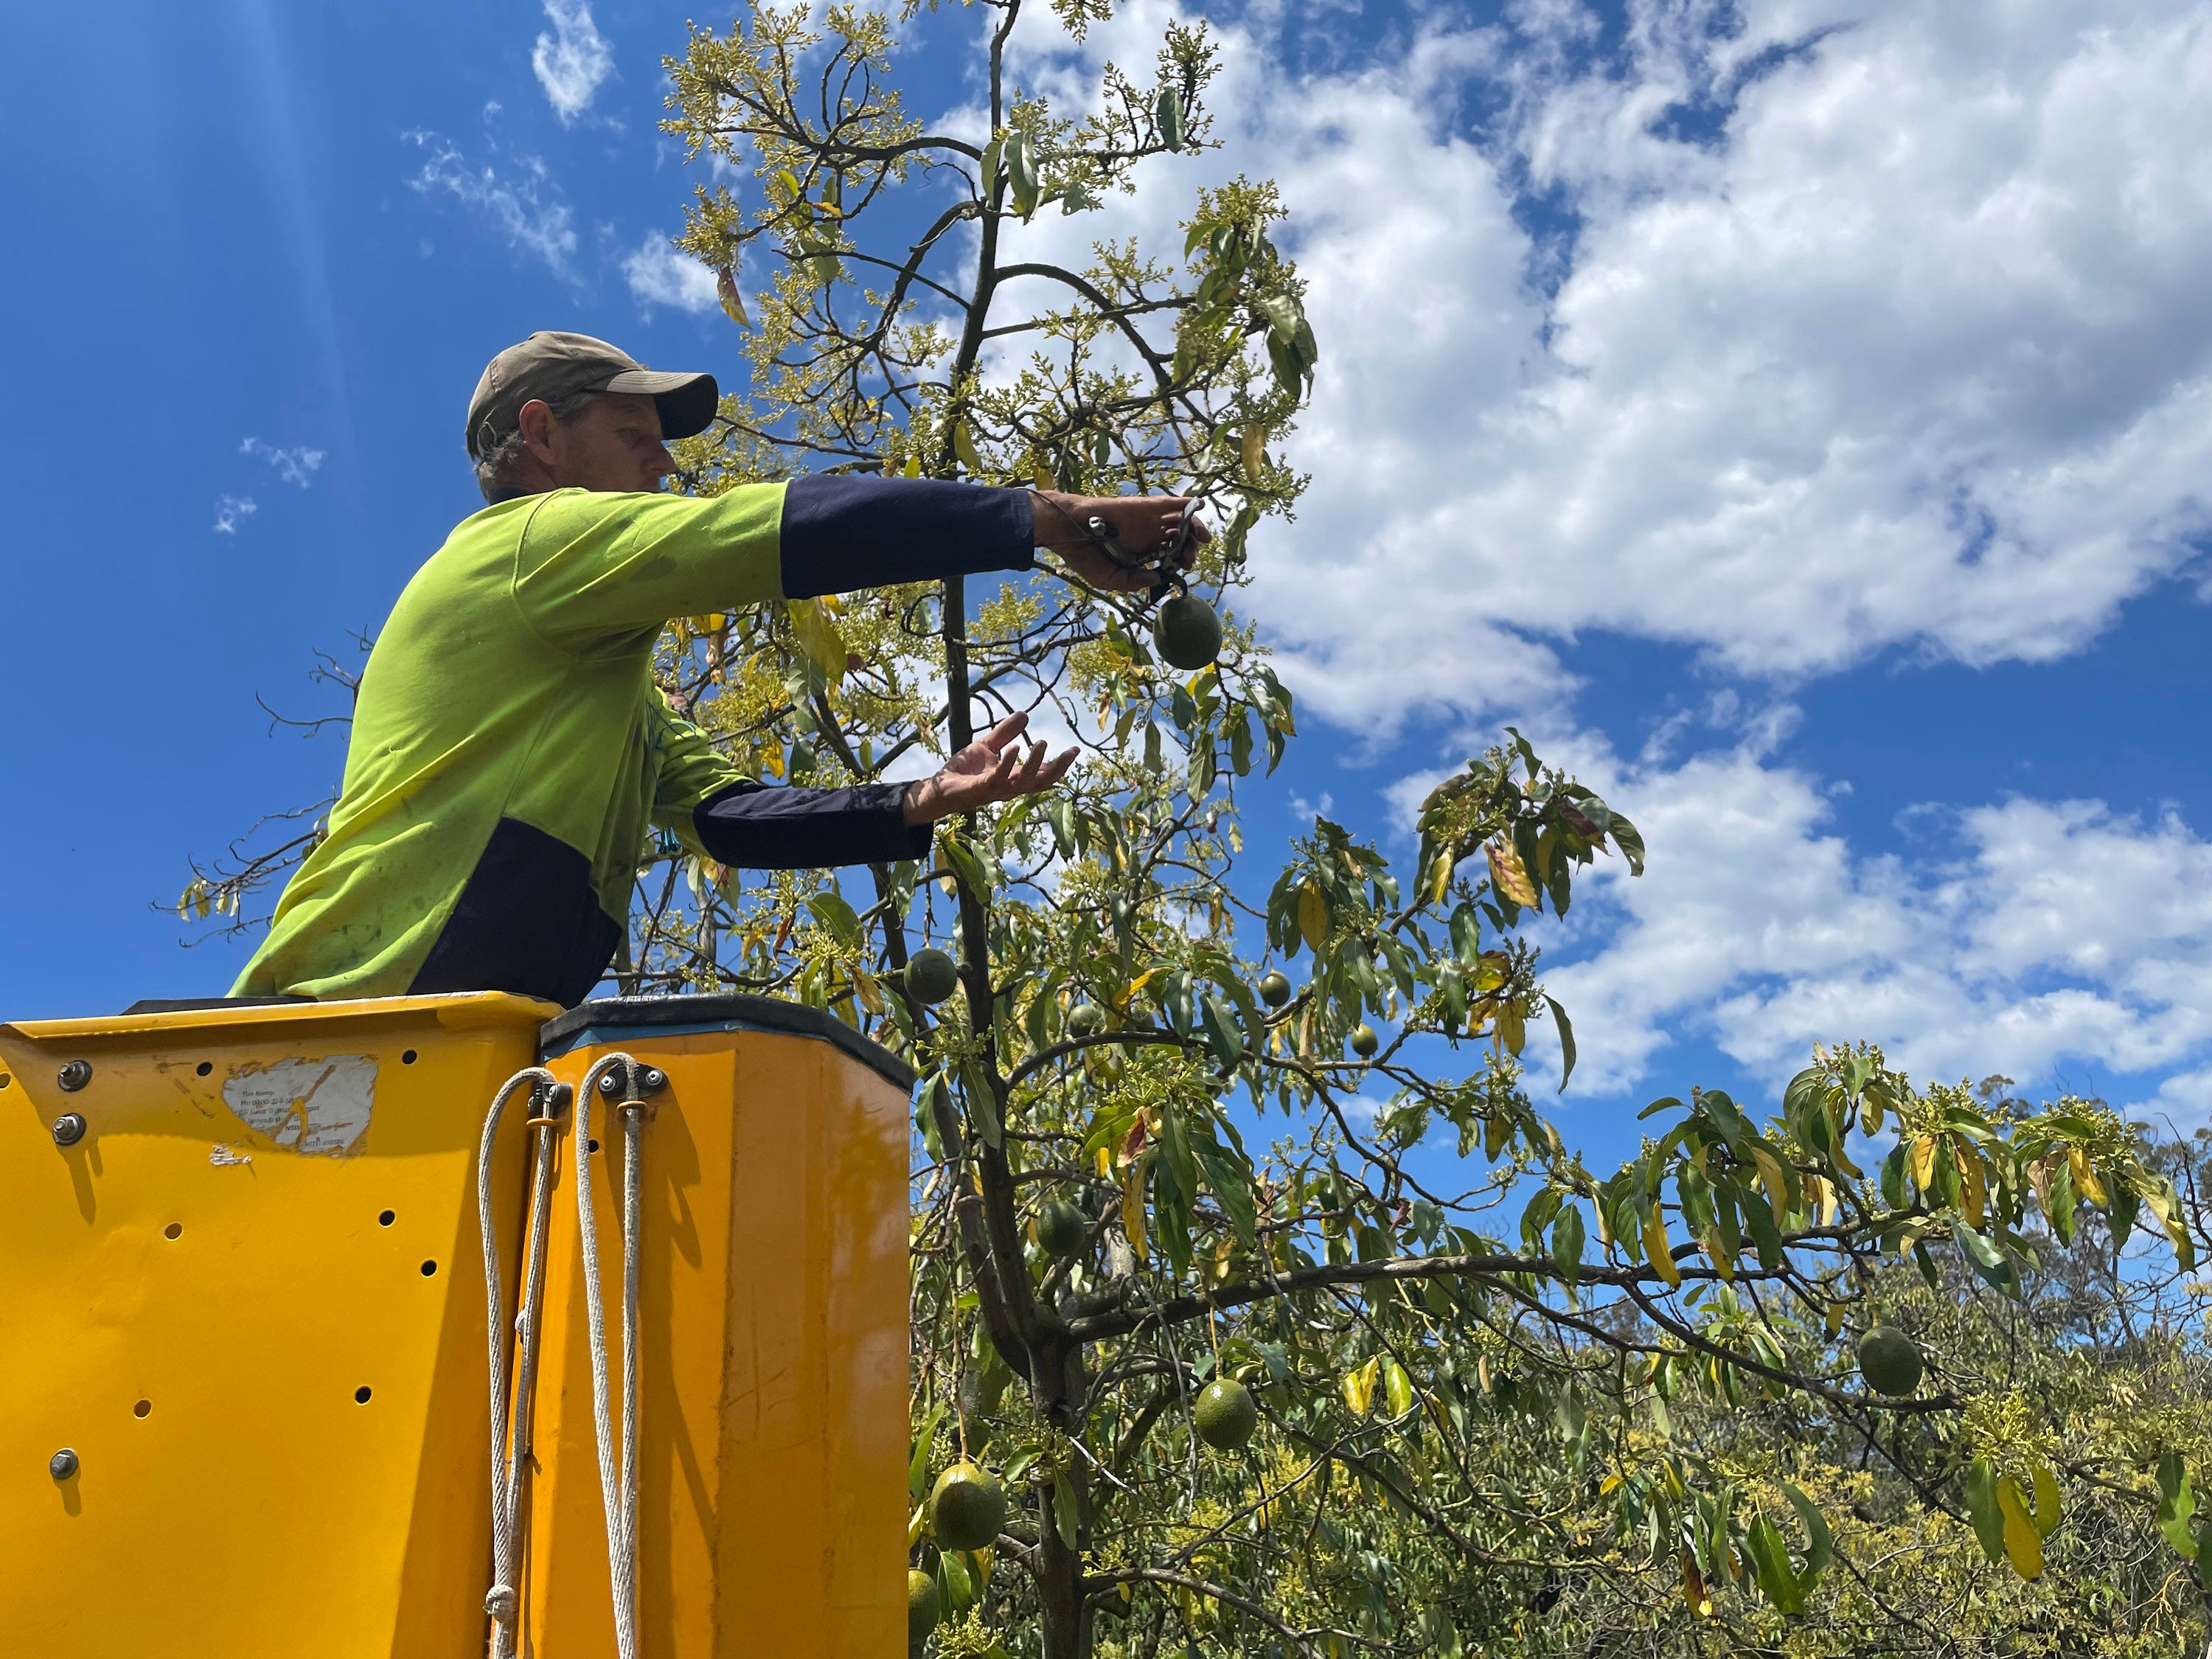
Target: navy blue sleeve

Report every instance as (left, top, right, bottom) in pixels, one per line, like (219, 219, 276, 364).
(693, 779, 933, 871)
(779, 475, 1035, 598)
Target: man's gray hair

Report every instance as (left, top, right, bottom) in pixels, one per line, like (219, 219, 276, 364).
(473, 387, 602, 503)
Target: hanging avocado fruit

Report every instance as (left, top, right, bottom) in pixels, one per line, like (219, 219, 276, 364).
(905, 947, 959, 1005)
(1152, 594, 1221, 670)
(1066, 1001, 1107, 1037)
(1258, 970, 1292, 1008)
(908, 1569, 942, 1644)
(1193, 1377, 1258, 1451)
(1349, 1023, 1380, 1058)
(1037, 1196, 1088, 1257)
(1857, 1326, 1924, 1397)
(930, 1461, 1007, 1551)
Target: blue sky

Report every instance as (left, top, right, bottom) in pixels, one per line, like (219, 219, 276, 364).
(5, 0, 2212, 1171)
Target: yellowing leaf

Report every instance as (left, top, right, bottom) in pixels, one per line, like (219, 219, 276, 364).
(1426, 851, 1453, 905)
(1383, 1357, 1414, 1419)
(786, 598, 849, 687)
(904, 453, 922, 479)
(1749, 1144, 1795, 1228)
(1644, 1206, 1681, 1287)
(715, 266, 750, 328)
(854, 968, 885, 1018)
(1815, 1175, 1837, 1228)
(1957, 1145, 1987, 1227)
(1680, 1551, 1713, 1618)
(1496, 1001, 1526, 1057)
(2069, 1147, 2107, 1206)
(1032, 459, 1054, 491)
(1341, 1355, 1380, 1416)
(2030, 1462, 2062, 1540)
(1121, 1154, 1150, 1265)
(1297, 881, 1329, 953)
(1997, 1476, 2045, 1580)
(1241, 423, 1266, 475)
(1910, 1135, 1939, 1194)
(1487, 839, 1538, 907)
(951, 419, 982, 474)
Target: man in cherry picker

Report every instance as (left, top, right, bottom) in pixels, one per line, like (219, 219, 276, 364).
(233, 330, 1199, 1009)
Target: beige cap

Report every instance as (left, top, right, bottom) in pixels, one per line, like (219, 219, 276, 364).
(465, 330, 719, 459)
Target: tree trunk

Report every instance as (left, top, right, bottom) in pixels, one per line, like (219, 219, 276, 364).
(1032, 1335, 1092, 1659)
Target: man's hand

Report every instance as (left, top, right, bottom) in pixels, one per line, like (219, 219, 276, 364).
(901, 711, 1077, 825)
(1029, 489, 1210, 594)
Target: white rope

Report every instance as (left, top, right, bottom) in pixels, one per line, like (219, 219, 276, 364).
(477, 1052, 651, 1659)
(476, 1065, 562, 1659)
(573, 1053, 645, 1659)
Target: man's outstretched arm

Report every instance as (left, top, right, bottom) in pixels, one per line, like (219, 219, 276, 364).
(692, 712, 1076, 871)
(517, 476, 1206, 650)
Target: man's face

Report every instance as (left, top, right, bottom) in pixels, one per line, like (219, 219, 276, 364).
(533, 391, 673, 493)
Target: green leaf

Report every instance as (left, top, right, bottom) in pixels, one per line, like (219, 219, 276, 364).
(909, 1403, 945, 1503)
(1966, 1456, 2006, 1563)
(1607, 813, 1647, 877)
(940, 832, 996, 900)
(967, 1089, 1004, 1154)
(2159, 1452, 2197, 1558)
(1551, 1203, 1585, 1290)
(1545, 994, 1576, 1091)
(1255, 291, 1300, 344)
(1190, 1129, 1257, 1248)
(1781, 1481, 1833, 1584)
(805, 890, 862, 947)
(1050, 1467, 1080, 1549)
(937, 1546, 973, 1613)
(1741, 1184, 1785, 1272)
(1155, 84, 1186, 150)
(1952, 1222, 2021, 1298)
(1744, 1514, 1806, 1614)
(1007, 131, 1040, 218)
(1199, 993, 1244, 1068)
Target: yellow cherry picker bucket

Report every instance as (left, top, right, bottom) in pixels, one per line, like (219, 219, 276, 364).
(0, 991, 912, 1659)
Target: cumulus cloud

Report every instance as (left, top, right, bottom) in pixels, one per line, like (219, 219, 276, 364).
(989, 0, 2212, 734)
(240, 437, 325, 488)
(405, 130, 577, 277)
(212, 495, 258, 534)
(1522, 723, 2212, 1121)
(533, 0, 613, 125)
(622, 234, 720, 316)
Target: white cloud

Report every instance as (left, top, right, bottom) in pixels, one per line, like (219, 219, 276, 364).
(212, 495, 258, 534)
(622, 233, 719, 316)
(534, 0, 614, 125)
(1526, 726, 2212, 1119)
(405, 131, 577, 277)
(982, 0, 2212, 734)
(240, 437, 325, 488)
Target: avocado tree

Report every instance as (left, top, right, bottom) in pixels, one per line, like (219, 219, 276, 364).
(174, 4, 2210, 1655)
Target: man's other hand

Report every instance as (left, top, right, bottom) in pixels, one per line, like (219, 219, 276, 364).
(901, 712, 1077, 825)
(1029, 490, 1209, 594)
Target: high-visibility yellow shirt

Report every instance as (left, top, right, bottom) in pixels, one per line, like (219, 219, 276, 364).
(233, 477, 1030, 1006)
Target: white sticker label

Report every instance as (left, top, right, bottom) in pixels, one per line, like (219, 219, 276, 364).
(223, 1055, 377, 1156)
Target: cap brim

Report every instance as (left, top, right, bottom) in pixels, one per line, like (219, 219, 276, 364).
(599, 368, 720, 441)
